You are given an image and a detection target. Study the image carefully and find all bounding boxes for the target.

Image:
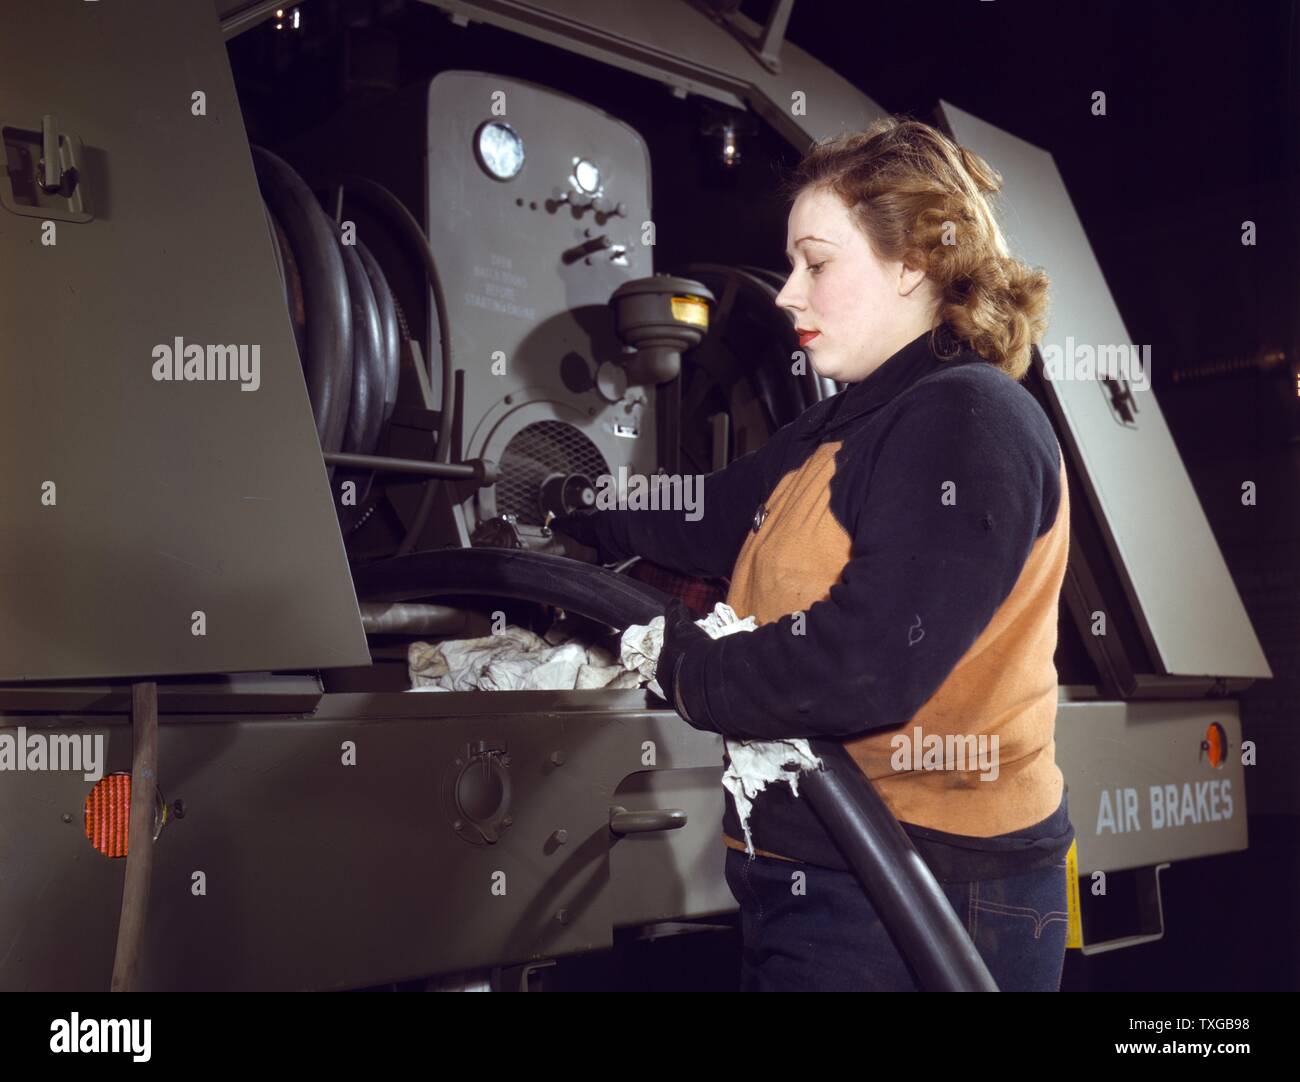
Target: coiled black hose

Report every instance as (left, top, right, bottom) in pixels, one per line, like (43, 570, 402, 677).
(337, 176, 456, 557)
(268, 210, 309, 365)
(251, 146, 353, 455)
(337, 238, 385, 455)
(357, 240, 400, 428)
(254, 162, 457, 555)
(255, 155, 413, 535)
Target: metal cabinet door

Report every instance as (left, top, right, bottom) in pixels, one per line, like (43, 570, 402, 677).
(938, 101, 1269, 681)
(0, 0, 368, 680)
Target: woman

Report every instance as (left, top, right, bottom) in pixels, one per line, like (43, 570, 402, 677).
(554, 116, 1074, 992)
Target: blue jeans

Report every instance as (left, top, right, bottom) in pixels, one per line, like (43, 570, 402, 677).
(725, 848, 1069, 991)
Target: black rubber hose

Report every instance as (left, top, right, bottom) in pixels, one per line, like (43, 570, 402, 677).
(252, 146, 353, 453)
(339, 176, 454, 556)
(269, 209, 308, 366)
(351, 547, 999, 990)
(357, 240, 400, 427)
(802, 742, 999, 991)
(338, 239, 386, 455)
(352, 548, 670, 630)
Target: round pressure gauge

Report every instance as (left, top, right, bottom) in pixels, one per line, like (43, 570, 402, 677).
(572, 157, 601, 194)
(475, 121, 525, 181)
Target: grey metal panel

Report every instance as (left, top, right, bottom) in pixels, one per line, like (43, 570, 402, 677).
(1056, 699, 1247, 873)
(0, 672, 323, 716)
(424, 71, 662, 525)
(0, 0, 369, 680)
(608, 765, 734, 927)
(0, 690, 728, 991)
(420, 0, 887, 143)
(938, 102, 1270, 680)
(0, 689, 1251, 988)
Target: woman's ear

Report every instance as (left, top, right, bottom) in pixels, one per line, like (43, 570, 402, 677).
(897, 261, 929, 298)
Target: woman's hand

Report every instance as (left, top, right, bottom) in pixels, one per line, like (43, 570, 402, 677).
(655, 597, 715, 728)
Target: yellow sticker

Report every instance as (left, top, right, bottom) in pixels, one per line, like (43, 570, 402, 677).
(670, 295, 709, 329)
(1065, 837, 1083, 949)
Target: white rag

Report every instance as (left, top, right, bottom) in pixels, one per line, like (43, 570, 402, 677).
(621, 603, 823, 859)
(407, 622, 642, 692)
(406, 602, 822, 857)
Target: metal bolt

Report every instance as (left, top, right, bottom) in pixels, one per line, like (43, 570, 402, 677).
(502, 815, 513, 827)
(551, 829, 568, 845)
(556, 909, 569, 924)
(61, 812, 72, 824)
(172, 799, 186, 820)
(550, 750, 565, 766)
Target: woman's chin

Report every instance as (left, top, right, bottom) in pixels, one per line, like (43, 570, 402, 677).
(810, 355, 839, 381)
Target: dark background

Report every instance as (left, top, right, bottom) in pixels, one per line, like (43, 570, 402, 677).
(229, 0, 1299, 991)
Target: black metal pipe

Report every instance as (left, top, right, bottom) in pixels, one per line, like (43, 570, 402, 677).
(358, 602, 471, 636)
(322, 451, 495, 482)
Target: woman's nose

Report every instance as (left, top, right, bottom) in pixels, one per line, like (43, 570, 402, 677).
(775, 272, 801, 312)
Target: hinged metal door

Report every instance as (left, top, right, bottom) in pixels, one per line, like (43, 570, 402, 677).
(0, 0, 369, 680)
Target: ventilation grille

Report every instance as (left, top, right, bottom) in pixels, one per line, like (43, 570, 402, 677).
(496, 420, 609, 526)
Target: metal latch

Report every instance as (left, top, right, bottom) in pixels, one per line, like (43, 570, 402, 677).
(39, 113, 62, 192)
(1, 113, 92, 222)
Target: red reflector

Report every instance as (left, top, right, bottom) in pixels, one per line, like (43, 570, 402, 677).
(1201, 722, 1228, 769)
(85, 773, 132, 857)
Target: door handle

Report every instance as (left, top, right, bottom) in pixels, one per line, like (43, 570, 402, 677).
(608, 806, 687, 835)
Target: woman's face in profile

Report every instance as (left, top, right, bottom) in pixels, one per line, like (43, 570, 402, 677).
(775, 186, 935, 384)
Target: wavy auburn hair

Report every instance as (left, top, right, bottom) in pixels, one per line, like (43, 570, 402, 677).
(779, 116, 1050, 379)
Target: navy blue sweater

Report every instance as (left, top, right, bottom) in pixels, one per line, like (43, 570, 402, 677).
(584, 324, 1075, 880)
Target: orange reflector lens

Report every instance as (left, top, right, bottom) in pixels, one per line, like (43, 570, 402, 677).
(85, 772, 132, 857)
(670, 295, 709, 329)
(1203, 722, 1227, 768)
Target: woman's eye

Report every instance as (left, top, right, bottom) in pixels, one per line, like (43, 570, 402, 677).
(808, 261, 826, 275)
